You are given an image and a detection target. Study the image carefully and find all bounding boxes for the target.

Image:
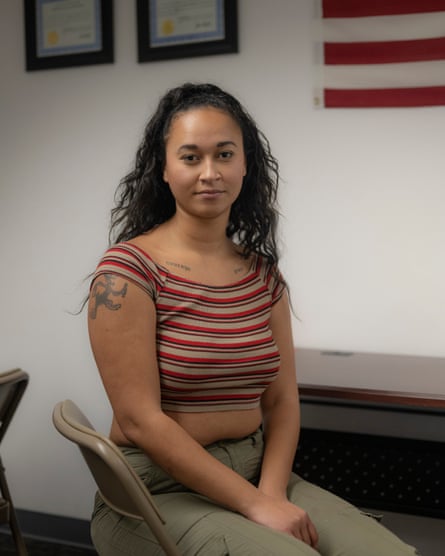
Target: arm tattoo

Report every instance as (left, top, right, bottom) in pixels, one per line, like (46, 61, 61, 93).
(89, 274, 128, 319)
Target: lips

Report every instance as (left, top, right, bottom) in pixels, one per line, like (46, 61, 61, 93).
(195, 189, 224, 196)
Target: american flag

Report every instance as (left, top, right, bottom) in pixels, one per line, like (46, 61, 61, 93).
(315, 0, 445, 107)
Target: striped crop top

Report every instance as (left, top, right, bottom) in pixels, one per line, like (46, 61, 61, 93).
(93, 242, 286, 412)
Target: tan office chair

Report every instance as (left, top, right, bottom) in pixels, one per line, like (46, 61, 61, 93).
(0, 368, 29, 556)
(52, 399, 181, 556)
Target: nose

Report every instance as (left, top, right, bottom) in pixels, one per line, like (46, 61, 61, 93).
(199, 157, 220, 182)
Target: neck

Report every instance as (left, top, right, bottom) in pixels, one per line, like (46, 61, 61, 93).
(164, 212, 233, 255)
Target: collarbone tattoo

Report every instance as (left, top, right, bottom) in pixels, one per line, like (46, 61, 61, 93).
(165, 260, 246, 277)
(166, 261, 191, 271)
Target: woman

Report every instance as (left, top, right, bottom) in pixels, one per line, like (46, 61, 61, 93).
(88, 83, 418, 555)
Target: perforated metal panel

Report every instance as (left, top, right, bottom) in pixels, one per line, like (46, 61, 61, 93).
(293, 428, 445, 518)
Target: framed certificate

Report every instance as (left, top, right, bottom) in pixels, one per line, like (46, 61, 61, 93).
(136, 0, 238, 62)
(24, 0, 114, 71)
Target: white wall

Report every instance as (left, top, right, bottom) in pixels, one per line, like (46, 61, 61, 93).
(1, 0, 444, 519)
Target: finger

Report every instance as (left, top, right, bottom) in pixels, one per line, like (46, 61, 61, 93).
(308, 519, 319, 548)
(296, 525, 312, 547)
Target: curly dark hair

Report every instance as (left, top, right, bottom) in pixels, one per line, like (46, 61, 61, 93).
(110, 82, 281, 263)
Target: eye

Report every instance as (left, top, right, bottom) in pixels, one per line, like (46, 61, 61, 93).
(181, 154, 199, 163)
(219, 150, 234, 160)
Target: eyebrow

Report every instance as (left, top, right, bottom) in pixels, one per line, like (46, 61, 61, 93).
(176, 140, 238, 153)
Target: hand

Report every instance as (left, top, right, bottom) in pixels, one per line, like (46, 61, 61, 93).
(246, 494, 319, 549)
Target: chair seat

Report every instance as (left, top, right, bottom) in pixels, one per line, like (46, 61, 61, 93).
(0, 497, 10, 522)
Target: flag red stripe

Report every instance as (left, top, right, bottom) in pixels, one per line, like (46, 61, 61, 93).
(325, 37, 445, 65)
(323, 0, 445, 18)
(325, 86, 445, 107)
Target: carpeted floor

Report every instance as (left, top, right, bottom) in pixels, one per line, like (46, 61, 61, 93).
(0, 533, 97, 555)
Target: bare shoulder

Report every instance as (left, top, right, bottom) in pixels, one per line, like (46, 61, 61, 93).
(127, 228, 166, 258)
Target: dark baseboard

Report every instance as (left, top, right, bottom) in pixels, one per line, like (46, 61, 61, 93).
(1, 509, 93, 548)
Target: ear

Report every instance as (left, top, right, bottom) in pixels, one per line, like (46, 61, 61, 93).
(163, 167, 168, 183)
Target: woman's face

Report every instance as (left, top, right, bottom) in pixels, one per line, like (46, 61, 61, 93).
(163, 107, 246, 222)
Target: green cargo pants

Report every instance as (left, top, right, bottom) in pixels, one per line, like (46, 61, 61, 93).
(91, 429, 419, 555)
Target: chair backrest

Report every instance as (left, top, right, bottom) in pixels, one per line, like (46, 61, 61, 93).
(0, 369, 29, 445)
(52, 400, 181, 556)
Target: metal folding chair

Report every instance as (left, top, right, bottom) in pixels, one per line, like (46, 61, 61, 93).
(52, 399, 181, 556)
(0, 368, 29, 555)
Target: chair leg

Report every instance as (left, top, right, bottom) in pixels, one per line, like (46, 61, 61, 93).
(8, 504, 28, 556)
(0, 459, 28, 555)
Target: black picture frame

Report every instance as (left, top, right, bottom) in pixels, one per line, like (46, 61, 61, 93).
(137, 0, 238, 63)
(24, 0, 114, 71)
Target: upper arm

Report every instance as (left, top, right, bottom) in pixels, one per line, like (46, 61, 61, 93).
(88, 273, 162, 433)
(261, 290, 299, 411)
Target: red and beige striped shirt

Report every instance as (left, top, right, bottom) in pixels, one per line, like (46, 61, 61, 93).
(93, 242, 285, 412)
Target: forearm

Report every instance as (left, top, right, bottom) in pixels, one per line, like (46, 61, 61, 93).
(122, 409, 262, 517)
(259, 398, 300, 498)
(124, 408, 317, 546)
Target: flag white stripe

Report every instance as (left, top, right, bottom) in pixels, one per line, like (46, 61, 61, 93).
(323, 12, 445, 43)
(324, 60, 445, 89)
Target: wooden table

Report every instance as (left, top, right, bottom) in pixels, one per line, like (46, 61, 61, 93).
(295, 348, 445, 415)
(298, 383, 445, 415)
(293, 349, 445, 517)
